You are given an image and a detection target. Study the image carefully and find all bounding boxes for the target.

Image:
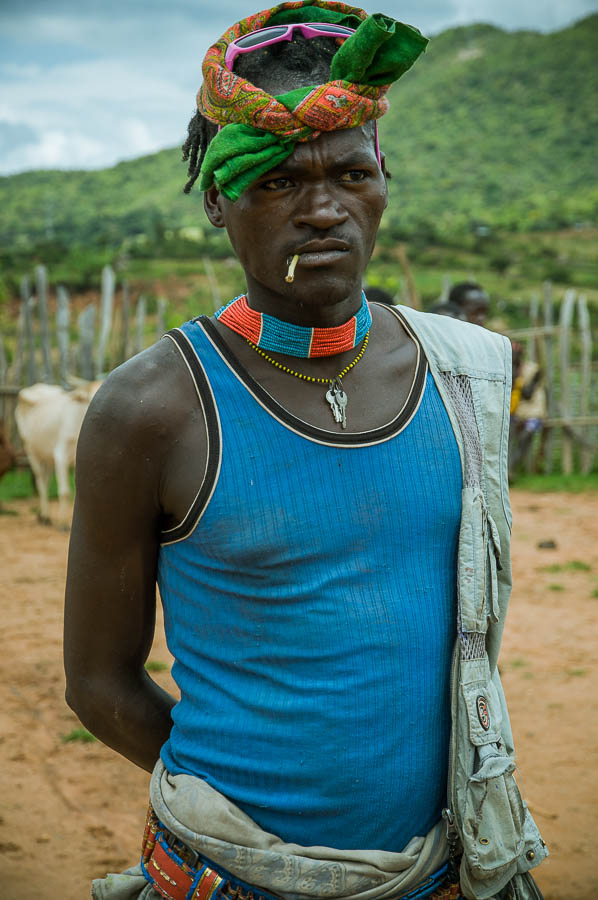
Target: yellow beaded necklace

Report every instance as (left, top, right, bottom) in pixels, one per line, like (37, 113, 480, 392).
(246, 331, 369, 429)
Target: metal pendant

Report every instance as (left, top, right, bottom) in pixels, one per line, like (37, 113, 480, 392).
(325, 378, 347, 429)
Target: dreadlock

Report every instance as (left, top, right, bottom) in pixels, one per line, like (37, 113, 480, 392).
(181, 34, 342, 195)
(182, 114, 217, 194)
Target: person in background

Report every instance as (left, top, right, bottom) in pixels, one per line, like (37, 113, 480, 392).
(428, 302, 466, 320)
(364, 285, 396, 306)
(509, 341, 547, 479)
(447, 282, 490, 327)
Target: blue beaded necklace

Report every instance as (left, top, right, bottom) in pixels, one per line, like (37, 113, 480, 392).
(215, 293, 372, 359)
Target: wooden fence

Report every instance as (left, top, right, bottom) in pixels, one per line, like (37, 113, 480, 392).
(506, 283, 597, 475)
(0, 264, 166, 459)
(1, 267, 596, 474)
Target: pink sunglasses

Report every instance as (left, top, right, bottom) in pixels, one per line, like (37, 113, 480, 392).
(223, 21, 382, 167)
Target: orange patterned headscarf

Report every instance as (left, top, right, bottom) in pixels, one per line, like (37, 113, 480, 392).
(197, 1, 428, 199)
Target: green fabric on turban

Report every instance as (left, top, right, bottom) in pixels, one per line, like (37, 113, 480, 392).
(269, 2, 364, 29)
(199, 126, 297, 202)
(198, 1, 428, 201)
(331, 14, 428, 86)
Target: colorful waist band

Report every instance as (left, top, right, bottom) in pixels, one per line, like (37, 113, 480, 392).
(140, 805, 461, 900)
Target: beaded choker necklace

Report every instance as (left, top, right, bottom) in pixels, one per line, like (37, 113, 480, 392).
(215, 293, 372, 359)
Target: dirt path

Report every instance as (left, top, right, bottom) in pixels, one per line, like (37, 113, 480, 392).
(0, 490, 596, 899)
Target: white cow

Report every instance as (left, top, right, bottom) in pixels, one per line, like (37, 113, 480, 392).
(15, 381, 101, 525)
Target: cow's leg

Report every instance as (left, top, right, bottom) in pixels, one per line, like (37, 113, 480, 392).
(28, 453, 51, 524)
(54, 443, 72, 527)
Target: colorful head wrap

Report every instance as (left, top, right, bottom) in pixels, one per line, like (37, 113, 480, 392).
(197, 0, 428, 201)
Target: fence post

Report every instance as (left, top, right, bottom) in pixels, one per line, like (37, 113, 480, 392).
(156, 297, 167, 340)
(440, 275, 451, 303)
(0, 326, 7, 423)
(20, 275, 37, 386)
(542, 282, 555, 473)
(96, 264, 115, 376)
(396, 244, 420, 309)
(56, 286, 70, 388)
(119, 280, 131, 364)
(0, 324, 7, 384)
(135, 295, 146, 355)
(202, 257, 221, 312)
(578, 294, 594, 475)
(12, 304, 25, 387)
(35, 264, 53, 382)
(78, 304, 96, 381)
(528, 293, 539, 364)
(559, 289, 576, 475)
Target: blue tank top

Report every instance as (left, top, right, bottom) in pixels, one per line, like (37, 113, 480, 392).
(158, 309, 462, 853)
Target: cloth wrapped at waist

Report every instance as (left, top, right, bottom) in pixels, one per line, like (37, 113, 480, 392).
(91, 759, 448, 900)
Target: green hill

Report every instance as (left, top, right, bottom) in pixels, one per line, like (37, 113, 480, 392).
(381, 15, 598, 235)
(1, 14, 597, 254)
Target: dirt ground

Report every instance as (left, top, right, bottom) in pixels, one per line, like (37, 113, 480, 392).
(0, 490, 597, 900)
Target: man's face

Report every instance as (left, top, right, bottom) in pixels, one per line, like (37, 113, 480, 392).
(205, 126, 387, 316)
(462, 291, 489, 327)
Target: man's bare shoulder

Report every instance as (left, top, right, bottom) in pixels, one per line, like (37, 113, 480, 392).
(76, 336, 208, 529)
(77, 336, 199, 482)
(86, 337, 191, 437)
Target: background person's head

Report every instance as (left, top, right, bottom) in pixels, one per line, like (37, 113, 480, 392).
(428, 301, 467, 320)
(447, 281, 490, 327)
(364, 286, 395, 307)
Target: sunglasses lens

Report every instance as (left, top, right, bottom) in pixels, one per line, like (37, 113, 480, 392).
(234, 26, 287, 48)
(307, 23, 353, 33)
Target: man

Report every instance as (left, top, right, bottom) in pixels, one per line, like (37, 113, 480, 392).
(364, 286, 396, 307)
(427, 302, 466, 321)
(447, 282, 490, 328)
(508, 342, 547, 479)
(64, 3, 546, 899)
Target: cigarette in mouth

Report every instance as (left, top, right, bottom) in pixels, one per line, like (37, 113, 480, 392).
(285, 254, 300, 283)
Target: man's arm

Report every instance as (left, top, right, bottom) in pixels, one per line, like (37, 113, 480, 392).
(64, 340, 199, 772)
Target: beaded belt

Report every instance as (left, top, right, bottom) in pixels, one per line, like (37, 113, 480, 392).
(141, 806, 281, 900)
(140, 806, 461, 900)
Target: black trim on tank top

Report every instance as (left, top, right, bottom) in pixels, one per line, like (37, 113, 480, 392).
(198, 305, 428, 446)
(159, 328, 221, 544)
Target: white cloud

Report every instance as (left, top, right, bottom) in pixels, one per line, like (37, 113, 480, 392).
(0, 56, 193, 173)
(432, 0, 598, 31)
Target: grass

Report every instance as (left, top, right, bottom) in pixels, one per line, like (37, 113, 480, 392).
(0, 469, 38, 501)
(540, 561, 592, 574)
(61, 727, 97, 744)
(512, 473, 598, 493)
(0, 468, 75, 502)
(565, 668, 587, 677)
(144, 660, 169, 673)
(548, 583, 565, 591)
(592, 588, 598, 598)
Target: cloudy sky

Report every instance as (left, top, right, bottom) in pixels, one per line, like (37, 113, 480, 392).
(1, 0, 597, 176)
